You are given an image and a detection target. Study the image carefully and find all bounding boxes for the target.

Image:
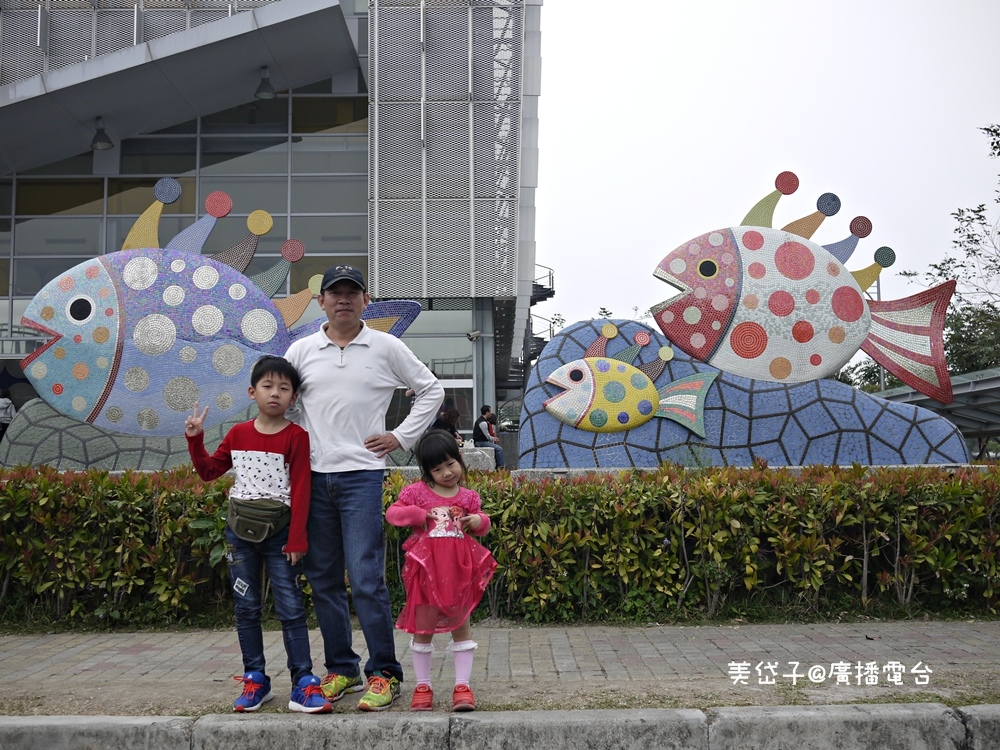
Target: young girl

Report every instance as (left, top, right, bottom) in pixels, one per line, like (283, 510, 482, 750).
(386, 429, 497, 712)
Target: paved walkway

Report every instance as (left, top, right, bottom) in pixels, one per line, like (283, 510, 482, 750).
(2, 620, 998, 715)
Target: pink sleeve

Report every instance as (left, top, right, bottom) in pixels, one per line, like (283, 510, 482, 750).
(386, 484, 430, 528)
(463, 489, 491, 536)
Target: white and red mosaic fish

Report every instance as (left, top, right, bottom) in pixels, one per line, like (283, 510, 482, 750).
(651, 172, 955, 403)
(19, 178, 419, 436)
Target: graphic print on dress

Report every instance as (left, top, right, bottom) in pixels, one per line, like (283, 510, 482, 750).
(427, 505, 464, 538)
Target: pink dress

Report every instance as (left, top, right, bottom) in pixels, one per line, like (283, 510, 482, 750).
(386, 482, 497, 634)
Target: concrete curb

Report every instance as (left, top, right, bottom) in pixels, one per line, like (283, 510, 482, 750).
(2, 704, 998, 750)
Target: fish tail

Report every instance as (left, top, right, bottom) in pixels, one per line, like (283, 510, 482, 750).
(654, 371, 718, 438)
(861, 280, 955, 403)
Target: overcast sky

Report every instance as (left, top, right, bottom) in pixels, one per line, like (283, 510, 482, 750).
(531, 1, 1000, 336)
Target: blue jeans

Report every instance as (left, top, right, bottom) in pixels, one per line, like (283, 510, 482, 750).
(225, 525, 313, 686)
(474, 441, 505, 469)
(303, 470, 402, 682)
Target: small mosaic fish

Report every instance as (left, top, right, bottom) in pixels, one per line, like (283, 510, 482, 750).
(651, 172, 955, 403)
(543, 323, 717, 437)
(19, 178, 419, 436)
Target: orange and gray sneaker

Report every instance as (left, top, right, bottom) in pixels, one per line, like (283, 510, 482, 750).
(410, 683, 433, 712)
(357, 671, 400, 712)
(452, 684, 475, 711)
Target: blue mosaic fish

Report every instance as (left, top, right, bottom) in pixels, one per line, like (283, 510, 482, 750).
(19, 178, 420, 437)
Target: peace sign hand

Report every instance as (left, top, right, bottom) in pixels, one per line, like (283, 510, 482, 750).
(185, 403, 209, 437)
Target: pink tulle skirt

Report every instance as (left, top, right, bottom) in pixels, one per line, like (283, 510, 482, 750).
(395, 534, 497, 634)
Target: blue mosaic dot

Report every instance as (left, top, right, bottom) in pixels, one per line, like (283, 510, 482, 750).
(816, 192, 840, 216)
(566, 409, 578, 421)
(638, 399, 653, 415)
(154, 177, 182, 205)
(631, 373, 648, 389)
(603, 380, 626, 403)
(617, 411, 631, 424)
(589, 409, 608, 428)
(596, 360, 610, 373)
(617, 364, 627, 373)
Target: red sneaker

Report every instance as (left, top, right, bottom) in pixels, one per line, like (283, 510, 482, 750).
(452, 684, 475, 712)
(410, 684, 433, 712)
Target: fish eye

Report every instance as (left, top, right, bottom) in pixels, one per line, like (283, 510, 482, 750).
(698, 259, 719, 279)
(569, 368, 584, 383)
(65, 295, 95, 325)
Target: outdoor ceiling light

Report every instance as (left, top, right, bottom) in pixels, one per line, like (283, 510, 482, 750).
(90, 117, 113, 151)
(254, 66, 276, 100)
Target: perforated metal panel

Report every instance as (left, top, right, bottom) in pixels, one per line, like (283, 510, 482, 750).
(48, 10, 92, 70)
(427, 199, 471, 293)
(473, 100, 517, 198)
(472, 6, 520, 101)
(190, 9, 227, 28)
(474, 197, 516, 296)
(143, 9, 188, 40)
(372, 201, 423, 298)
(424, 7, 467, 102)
(426, 102, 469, 199)
(373, 7, 421, 102)
(375, 102, 421, 200)
(0, 11, 44, 85)
(370, 1, 524, 299)
(95, 9, 134, 55)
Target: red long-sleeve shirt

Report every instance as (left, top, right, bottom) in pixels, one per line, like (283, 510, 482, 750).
(187, 421, 312, 553)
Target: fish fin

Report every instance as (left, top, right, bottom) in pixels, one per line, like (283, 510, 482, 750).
(850, 262, 882, 293)
(742, 190, 781, 228)
(274, 289, 315, 328)
(781, 210, 824, 239)
(654, 371, 718, 438)
(249, 259, 291, 297)
(638, 359, 666, 382)
(361, 300, 422, 337)
(122, 200, 164, 250)
(209, 232, 257, 273)
(167, 214, 219, 255)
(861, 280, 955, 403)
(612, 343, 641, 363)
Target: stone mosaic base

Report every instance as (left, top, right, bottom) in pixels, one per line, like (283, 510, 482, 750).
(0, 398, 255, 471)
(518, 320, 970, 468)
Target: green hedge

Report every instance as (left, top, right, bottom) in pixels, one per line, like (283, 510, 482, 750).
(2, 463, 999, 626)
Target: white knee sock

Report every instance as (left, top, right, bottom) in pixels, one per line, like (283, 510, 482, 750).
(410, 640, 434, 687)
(451, 640, 477, 687)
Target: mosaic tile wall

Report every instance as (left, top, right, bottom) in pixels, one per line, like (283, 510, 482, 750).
(518, 319, 970, 469)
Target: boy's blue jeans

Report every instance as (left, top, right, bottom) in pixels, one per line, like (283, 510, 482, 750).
(225, 526, 313, 686)
(303, 469, 402, 682)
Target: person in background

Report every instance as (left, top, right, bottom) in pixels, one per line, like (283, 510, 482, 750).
(431, 407, 464, 446)
(284, 264, 444, 712)
(471, 405, 505, 469)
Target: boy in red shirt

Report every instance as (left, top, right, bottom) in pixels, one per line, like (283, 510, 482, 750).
(186, 356, 329, 714)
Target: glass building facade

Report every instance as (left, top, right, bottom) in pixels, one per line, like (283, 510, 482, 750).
(0, 0, 542, 441)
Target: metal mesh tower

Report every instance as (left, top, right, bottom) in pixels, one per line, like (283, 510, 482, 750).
(369, 0, 524, 300)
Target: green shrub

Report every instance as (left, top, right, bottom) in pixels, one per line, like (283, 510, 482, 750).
(1, 463, 999, 627)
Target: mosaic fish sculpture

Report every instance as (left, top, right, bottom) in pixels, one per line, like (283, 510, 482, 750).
(519, 319, 970, 468)
(543, 322, 718, 437)
(19, 178, 420, 437)
(652, 171, 955, 404)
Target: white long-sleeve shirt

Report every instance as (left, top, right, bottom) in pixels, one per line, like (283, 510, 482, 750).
(284, 321, 444, 472)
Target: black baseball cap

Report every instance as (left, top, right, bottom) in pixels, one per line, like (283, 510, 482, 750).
(321, 264, 367, 292)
